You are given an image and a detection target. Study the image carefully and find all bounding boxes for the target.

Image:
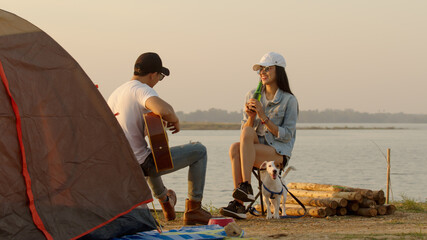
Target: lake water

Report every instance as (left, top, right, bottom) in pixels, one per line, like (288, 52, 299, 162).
(153, 123, 427, 211)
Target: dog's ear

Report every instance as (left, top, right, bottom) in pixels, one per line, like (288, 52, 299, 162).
(259, 161, 267, 169)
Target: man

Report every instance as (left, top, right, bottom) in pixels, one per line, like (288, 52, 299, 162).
(108, 52, 212, 225)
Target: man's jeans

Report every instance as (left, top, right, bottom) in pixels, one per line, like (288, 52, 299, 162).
(140, 142, 207, 202)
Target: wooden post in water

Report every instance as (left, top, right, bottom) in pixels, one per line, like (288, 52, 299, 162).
(386, 148, 391, 204)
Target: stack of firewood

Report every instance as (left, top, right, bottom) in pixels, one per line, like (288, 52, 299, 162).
(283, 182, 396, 218)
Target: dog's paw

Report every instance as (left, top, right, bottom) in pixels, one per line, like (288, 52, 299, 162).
(266, 213, 272, 219)
(273, 214, 280, 219)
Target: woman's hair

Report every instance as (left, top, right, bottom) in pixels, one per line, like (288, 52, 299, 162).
(275, 66, 294, 95)
(275, 65, 299, 114)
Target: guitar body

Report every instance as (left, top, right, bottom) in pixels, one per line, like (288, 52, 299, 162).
(143, 112, 174, 172)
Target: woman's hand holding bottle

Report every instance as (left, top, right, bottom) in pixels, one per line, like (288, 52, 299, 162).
(246, 98, 265, 119)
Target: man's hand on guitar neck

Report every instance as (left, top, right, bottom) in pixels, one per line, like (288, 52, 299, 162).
(166, 121, 180, 134)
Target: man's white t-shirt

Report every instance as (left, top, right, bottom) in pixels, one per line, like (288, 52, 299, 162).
(107, 80, 159, 165)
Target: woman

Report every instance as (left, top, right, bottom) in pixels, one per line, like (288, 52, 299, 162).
(220, 52, 298, 219)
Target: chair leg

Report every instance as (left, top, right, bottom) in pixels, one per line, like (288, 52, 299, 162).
(246, 168, 257, 212)
(246, 191, 261, 211)
(257, 168, 265, 216)
(247, 168, 265, 216)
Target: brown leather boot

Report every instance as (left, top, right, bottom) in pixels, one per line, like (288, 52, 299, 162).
(183, 198, 212, 225)
(159, 189, 177, 221)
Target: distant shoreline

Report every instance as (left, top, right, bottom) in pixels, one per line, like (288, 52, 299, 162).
(180, 122, 404, 130)
(176, 108, 427, 124)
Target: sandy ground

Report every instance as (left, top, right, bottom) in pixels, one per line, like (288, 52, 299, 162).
(160, 211, 427, 239)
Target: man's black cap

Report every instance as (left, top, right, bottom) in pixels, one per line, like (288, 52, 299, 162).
(134, 52, 170, 76)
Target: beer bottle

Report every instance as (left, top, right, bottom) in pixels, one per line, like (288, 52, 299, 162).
(252, 80, 262, 101)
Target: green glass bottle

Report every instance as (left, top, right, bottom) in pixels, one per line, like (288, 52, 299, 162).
(252, 80, 262, 101)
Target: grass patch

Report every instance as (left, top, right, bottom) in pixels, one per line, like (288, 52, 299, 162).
(395, 231, 425, 238)
(392, 195, 427, 213)
(203, 201, 220, 215)
(175, 212, 184, 219)
(338, 231, 426, 239)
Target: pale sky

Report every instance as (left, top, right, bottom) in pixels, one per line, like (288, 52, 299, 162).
(2, 0, 427, 114)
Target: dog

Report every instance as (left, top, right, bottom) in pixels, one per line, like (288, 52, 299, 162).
(259, 161, 295, 219)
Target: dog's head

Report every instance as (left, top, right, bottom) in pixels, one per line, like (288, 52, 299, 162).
(259, 161, 279, 180)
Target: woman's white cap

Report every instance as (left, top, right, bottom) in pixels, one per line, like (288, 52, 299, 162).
(253, 52, 286, 71)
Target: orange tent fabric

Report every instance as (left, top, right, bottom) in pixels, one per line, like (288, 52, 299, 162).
(0, 9, 153, 239)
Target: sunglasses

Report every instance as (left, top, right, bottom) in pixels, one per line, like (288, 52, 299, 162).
(159, 73, 165, 81)
(257, 66, 272, 74)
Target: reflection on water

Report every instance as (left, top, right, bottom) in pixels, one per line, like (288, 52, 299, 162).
(153, 123, 427, 211)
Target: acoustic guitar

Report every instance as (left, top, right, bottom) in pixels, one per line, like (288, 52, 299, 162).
(143, 112, 174, 172)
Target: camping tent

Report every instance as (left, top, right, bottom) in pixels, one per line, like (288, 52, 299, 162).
(0, 9, 154, 239)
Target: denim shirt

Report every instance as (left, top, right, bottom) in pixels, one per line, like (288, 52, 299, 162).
(241, 88, 298, 157)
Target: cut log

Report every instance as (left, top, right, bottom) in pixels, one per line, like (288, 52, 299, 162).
(253, 204, 279, 215)
(285, 196, 339, 209)
(372, 190, 385, 200)
(336, 207, 347, 216)
(331, 198, 348, 207)
(286, 204, 332, 217)
(287, 182, 373, 199)
(325, 207, 333, 216)
(354, 189, 374, 199)
(346, 201, 360, 212)
(360, 198, 377, 208)
(287, 189, 362, 201)
(285, 207, 325, 218)
(384, 204, 396, 215)
(338, 187, 373, 200)
(287, 182, 344, 192)
(357, 207, 377, 217)
(285, 204, 326, 218)
(376, 205, 387, 215)
(376, 197, 386, 205)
